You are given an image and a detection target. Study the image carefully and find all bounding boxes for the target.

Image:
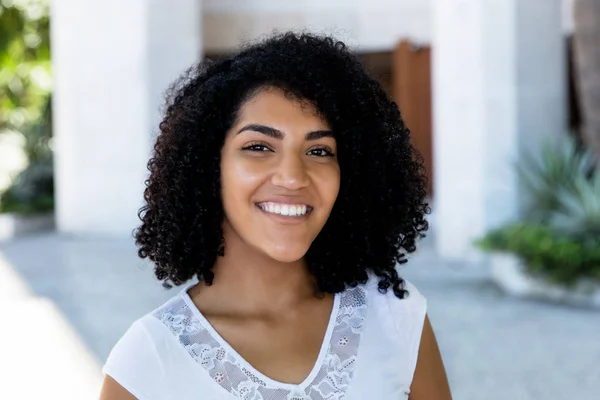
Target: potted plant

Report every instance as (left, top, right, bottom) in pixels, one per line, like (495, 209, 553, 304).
(475, 136, 600, 308)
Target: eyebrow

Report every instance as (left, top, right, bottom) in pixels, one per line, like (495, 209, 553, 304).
(236, 124, 334, 141)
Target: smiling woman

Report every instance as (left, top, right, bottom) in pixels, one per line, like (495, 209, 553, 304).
(99, 32, 451, 400)
(221, 88, 340, 264)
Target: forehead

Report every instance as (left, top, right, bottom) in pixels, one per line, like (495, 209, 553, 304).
(235, 87, 330, 130)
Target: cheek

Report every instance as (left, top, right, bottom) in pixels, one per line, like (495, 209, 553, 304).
(220, 154, 267, 206)
(314, 166, 341, 208)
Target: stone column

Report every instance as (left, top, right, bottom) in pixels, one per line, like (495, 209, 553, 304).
(432, 0, 566, 260)
(50, 0, 201, 236)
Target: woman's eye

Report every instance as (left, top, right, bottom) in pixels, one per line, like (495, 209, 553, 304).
(308, 148, 335, 157)
(242, 144, 272, 152)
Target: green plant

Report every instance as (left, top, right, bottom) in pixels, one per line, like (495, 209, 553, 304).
(476, 223, 600, 285)
(0, 0, 51, 133)
(0, 156, 53, 214)
(517, 137, 596, 223)
(550, 172, 600, 240)
(477, 135, 600, 286)
(0, 0, 52, 214)
(0, 94, 52, 214)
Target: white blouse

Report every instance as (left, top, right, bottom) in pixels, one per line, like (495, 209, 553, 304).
(103, 274, 427, 400)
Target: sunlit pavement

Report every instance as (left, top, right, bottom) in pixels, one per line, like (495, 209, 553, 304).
(0, 252, 101, 399)
(0, 232, 599, 400)
(0, 233, 173, 400)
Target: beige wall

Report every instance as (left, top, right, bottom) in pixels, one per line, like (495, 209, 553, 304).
(203, 0, 432, 53)
(203, 0, 574, 54)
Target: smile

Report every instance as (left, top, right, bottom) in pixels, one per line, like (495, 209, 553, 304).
(256, 202, 312, 217)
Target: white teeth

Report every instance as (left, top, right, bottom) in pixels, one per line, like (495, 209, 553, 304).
(259, 202, 310, 217)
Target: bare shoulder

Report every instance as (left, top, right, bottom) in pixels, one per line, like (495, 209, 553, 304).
(99, 375, 138, 400)
(409, 314, 453, 400)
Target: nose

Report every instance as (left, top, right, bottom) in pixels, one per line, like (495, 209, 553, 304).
(271, 153, 310, 190)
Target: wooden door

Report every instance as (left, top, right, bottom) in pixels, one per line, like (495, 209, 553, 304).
(392, 39, 434, 196)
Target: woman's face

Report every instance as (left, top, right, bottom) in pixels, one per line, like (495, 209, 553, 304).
(220, 87, 340, 262)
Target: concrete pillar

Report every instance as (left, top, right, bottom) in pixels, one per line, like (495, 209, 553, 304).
(432, 0, 566, 261)
(50, 0, 201, 236)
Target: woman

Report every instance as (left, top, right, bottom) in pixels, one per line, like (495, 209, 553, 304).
(99, 32, 452, 400)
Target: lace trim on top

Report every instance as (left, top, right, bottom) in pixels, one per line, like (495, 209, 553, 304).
(153, 286, 367, 400)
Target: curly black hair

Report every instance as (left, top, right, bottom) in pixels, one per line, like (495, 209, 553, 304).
(135, 32, 430, 299)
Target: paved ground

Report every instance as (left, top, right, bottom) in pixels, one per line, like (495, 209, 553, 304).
(0, 232, 598, 399)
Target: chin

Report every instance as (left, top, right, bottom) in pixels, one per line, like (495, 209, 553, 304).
(264, 245, 309, 263)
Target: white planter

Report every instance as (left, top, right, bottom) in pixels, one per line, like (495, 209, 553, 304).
(0, 212, 55, 241)
(490, 252, 600, 309)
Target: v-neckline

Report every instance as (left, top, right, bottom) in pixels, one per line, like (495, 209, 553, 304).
(181, 285, 341, 391)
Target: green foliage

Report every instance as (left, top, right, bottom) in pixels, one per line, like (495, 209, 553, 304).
(0, 0, 52, 214)
(517, 137, 596, 224)
(0, 155, 53, 214)
(0, 0, 51, 133)
(477, 135, 600, 285)
(0, 94, 52, 214)
(476, 223, 600, 285)
(550, 172, 600, 240)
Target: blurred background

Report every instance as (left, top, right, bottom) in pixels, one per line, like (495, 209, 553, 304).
(0, 0, 599, 399)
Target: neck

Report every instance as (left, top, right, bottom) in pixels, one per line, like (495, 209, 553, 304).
(198, 224, 319, 314)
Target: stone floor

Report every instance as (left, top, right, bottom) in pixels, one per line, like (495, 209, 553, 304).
(0, 232, 598, 399)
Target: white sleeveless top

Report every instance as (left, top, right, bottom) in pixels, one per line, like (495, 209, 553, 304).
(103, 275, 427, 400)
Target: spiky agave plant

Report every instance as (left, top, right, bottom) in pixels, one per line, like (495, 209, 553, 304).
(477, 135, 600, 285)
(517, 136, 596, 224)
(551, 171, 600, 241)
